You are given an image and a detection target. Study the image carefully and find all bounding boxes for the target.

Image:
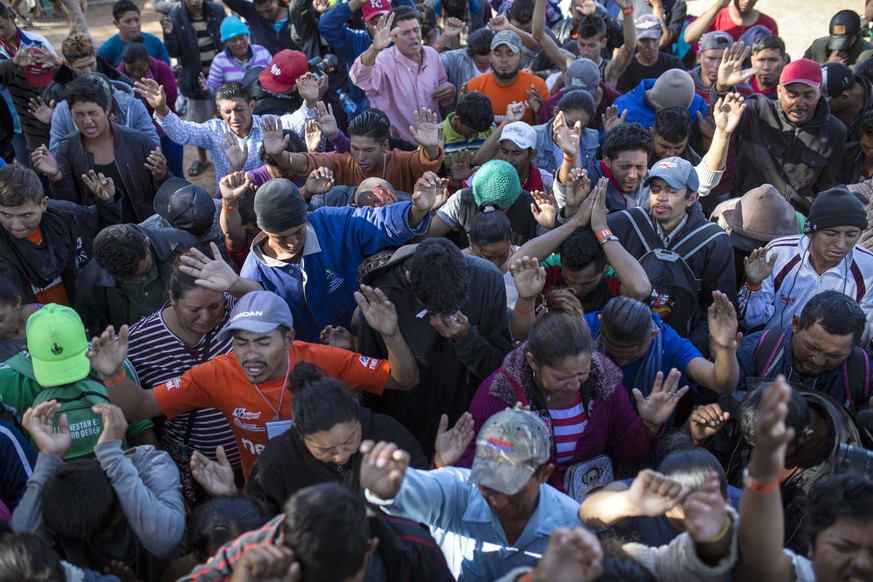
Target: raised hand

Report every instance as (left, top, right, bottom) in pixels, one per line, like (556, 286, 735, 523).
(295, 72, 320, 106)
(601, 105, 627, 135)
(487, 15, 510, 31)
(371, 12, 396, 52)
(31, 144, 59, 178)
(21, 400, 71, 459)
(230, 544, 300, 582)
(220, 130, 249, 173)
(716, 42, 756, 90)
(529, 528, 604, 582)
(626, 469, 688, 517)
(564, 167, 592, 218)
(531, 189, 557, 228)
(707, 290, 738, 350)
(409, 108, 440, 148)
(690, 403, 730, 445)
(314, 101, 338, 140)
(510, 256, 546, 300)
(27, 96, 55, 125)
(87, 324, 130, 378)
(81, 170, 116, 202)
(750, 375, 794, 483)
(303, 166, 335, 196)
(355, 285, 400, 338)
(448, 150, 478, 184)
(191, 446, 238, 496)
(526, 85, 544, 117)
(552, 110, 582, 157)
(433, 412, 474, 467)
(442, 16, 464, 37)
(133, 78, 168, 115)
(160, 14, 173, 34)
(412, 170, 441, 213)
(683, 471, 730, 544)
(220, 170, 253, 206)
(144, 146, 168, 180)
(583, 176, 609, 231)
(743, 247, 776, 286)
(505, 101, 526, 124)
(696, 111, 715, 140)
(633, 369, 690, 432)
(304, 119, 323, 153)
(179, 242, 241, 293)
(260, 116, 290, 158)
(319, 325, 354, 350)
(359, 440, 410, 500)
(92, 403, 129, 445)
(712, 92, 746, 136)
(826, 49, 848, 65)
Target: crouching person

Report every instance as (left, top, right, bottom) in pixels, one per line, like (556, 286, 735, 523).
(11, 401, 185, 581)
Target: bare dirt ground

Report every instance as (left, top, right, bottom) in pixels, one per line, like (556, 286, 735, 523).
(24, 0, 858, 193)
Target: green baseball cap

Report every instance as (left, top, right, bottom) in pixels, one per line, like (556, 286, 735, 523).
(469, 408, 551, 495)
(26, 304, 90, 387)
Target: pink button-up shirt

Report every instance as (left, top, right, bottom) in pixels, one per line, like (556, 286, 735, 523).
(350, 45, 448, 143)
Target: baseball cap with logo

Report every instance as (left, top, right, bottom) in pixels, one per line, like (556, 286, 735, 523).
(26, 304, 91, 387)
(500, 121, 537, 150)
(829, 10, 861, 51)
(644, 156, 700, 192)
(23, 45, 53, 89)
(779, 58, 823, 87)
(491, 30, 523, 54)
(469, 409, 551, 495)
(635, 14, 662, 41)
(699, 31, 732, 52)
(822, 62, 855, 100)
(218, 291, 295, 341)
(565, 58, 600, 94)
(361, 0, 392, 21)
(259, 50, 309, 93)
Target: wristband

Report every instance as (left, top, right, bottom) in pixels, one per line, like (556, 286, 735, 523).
(433, 455, 443, 468)
(104, 369, 127, 386)
(222, 204, 238, 212)
(520, 574, 533, 582)
(621, 6, 634, 14)
(513, 304, 534, 316)
(595, 229, 614, 242)
(599, 234, 619, 246)
(745, 282, 762, 292)
(707, 517, 731, 543)
(743, 468, 779, 494)
(563, 154, 578, 164)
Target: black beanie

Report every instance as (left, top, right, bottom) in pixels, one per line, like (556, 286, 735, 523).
(804, 186, 868, 234)
(254, 178, 308, 233)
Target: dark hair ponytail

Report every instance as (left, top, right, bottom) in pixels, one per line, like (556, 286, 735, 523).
(290, 362, 360, 436)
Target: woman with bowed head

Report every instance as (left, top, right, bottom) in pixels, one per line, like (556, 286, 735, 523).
(458, 289, 687, 495)
(191, 361, 476, 514)
(126, 243, 262, 503)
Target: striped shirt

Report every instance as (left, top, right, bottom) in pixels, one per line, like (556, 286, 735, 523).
(549, 397, 588, 468)
(207, 45, 272, 95)
(127, 295, 240, 471)
(191, 18, 218, 75)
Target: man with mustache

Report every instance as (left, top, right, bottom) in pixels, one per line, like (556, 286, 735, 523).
(86, 289, 421, 480)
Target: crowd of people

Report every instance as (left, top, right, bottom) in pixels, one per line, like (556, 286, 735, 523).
(0, 0, 870, 579)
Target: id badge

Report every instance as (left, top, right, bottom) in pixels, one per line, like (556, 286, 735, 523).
(266, 419, 293, 440)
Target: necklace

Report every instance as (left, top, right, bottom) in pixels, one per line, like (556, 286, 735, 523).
(249, 353, 290, 421)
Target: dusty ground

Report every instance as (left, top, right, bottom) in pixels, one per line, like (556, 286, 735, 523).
(25, 0, 853, 192)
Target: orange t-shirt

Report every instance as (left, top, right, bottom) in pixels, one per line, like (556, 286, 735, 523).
(26, 227, 71, 306)
(466, 71, 550, 126)
(152, 341, 391, 477)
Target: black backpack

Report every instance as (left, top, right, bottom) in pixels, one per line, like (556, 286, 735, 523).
(622, 207, 727, 336)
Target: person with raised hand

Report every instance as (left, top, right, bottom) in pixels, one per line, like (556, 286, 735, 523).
(11, 401, 185, 581)
(350, 7, 453, 143)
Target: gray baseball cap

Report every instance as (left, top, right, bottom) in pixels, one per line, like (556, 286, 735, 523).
(491, 30, 522, 54)
(218, 291, 294, 341)
(469, 409, 551, 496)
(565, 58, 601, 93)
(644, 156, 700, 192)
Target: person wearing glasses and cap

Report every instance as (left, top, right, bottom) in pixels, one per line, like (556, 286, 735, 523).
(360, 408, 584, 582)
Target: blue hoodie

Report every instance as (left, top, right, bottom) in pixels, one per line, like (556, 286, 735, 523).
(608, 78, 708, 139)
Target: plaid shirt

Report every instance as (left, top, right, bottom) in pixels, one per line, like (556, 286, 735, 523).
(156, 103, 316, 191)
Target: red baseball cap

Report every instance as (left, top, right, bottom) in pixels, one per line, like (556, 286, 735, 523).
(259, 50, 308, 93)
(779, 58, 823, 87)
(23, 46, 53, 89)
(361, 0, 391, 21)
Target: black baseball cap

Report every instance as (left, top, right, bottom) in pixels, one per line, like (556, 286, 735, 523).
(829, 10, 861, 51)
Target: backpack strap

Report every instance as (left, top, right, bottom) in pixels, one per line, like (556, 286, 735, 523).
(842, 348, 871, 413)
(754, 330, 786, 378)
(621, 207, 661, 253)
(672, 222, 728, 260)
